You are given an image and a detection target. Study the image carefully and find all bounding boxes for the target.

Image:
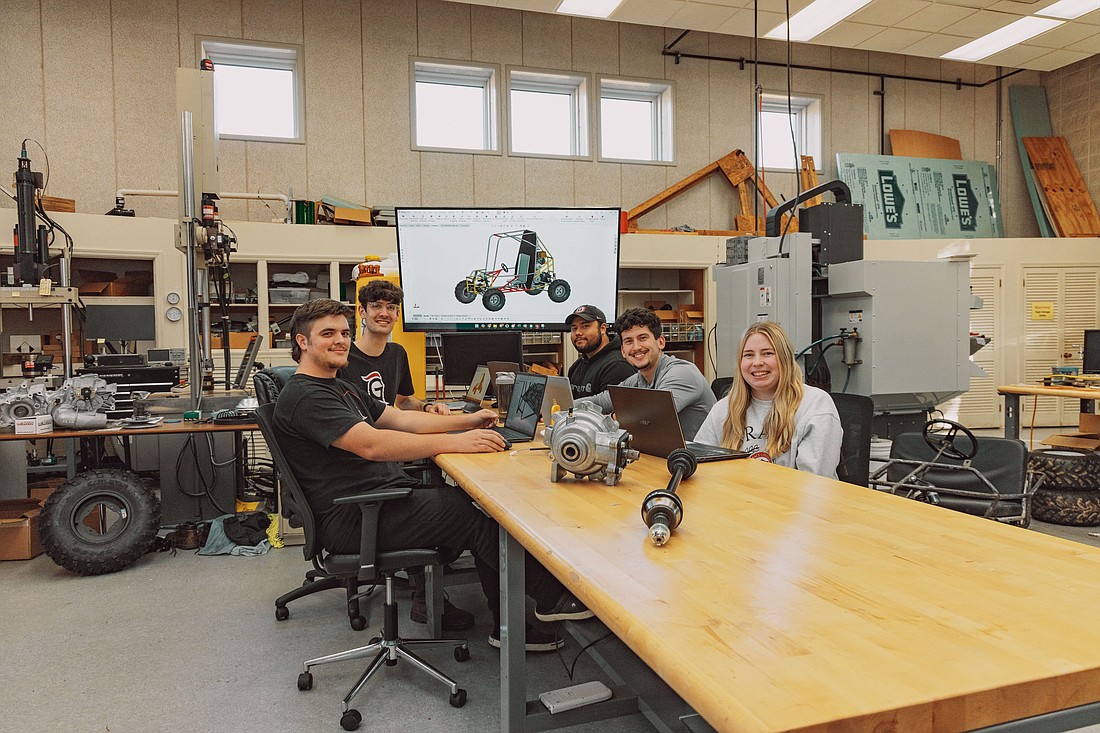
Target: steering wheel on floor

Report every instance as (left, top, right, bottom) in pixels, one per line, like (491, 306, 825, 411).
(922, 418, 978, 461)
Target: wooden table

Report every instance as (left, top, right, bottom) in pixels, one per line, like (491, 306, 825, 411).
(437, 445, 1100, 733)
(997, 384, 1100, 439)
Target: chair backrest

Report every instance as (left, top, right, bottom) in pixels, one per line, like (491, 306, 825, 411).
(887, 432, 1028, 495)
(711, 377, 734, 400)
(255, 402, 324, 562)
(830, 392, 874, 487)
(253, 365, 298, 405)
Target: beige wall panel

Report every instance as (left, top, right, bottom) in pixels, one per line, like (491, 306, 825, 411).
(304, 0, 365, 206)
(473, 154, 526, 206)
(242, 0, 304, 44)
(830, 73, 872, 178)
(619, 23, 664, 78)
(363, 0, 418, 207)
(178, 0, 244, 67)
(574, 159, 622, 207)
(524, 158, 574, 206)
(938, 61, 977, 159)
(902, 56, 942, 134)
(625, 164, 672, 229)
(471, 6, 522, 66)
(421, 152, 473, 205)
(573, 18, 618, 75)
(112, 0, 179, 221)
(0, 3, 45, 214)
(217, 140, 250, 220)
(521, 12, 572, 69)
(417, 0, 472, 61)
(244, 140, 305, 220)
(41, 0, 116, 214)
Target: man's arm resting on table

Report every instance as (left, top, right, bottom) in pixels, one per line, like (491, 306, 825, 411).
(395, 393, 452, 415)
(331, 408, 504, 461)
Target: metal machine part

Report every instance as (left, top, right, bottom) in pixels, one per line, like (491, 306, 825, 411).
(544, 402, 639, 487)
(0, 382, 48, 428)
(48, 375, 117, 429)
(641, 449, 697, 546)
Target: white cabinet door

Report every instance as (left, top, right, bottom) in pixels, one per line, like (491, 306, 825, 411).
(940, 266, 1001, 428)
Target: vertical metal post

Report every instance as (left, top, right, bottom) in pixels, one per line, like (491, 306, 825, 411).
(59, 258, 72, 380)
(180, 111, 203, 409)
(500, 525, 527, 731)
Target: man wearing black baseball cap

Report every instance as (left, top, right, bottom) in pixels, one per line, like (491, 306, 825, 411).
(565, 304, 635, 400)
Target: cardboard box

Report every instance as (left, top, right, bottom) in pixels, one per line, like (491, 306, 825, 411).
(317, 201, 372, 225)
(0, 499, 43, 561)
(28, 478, 64, 505)
(1042, 433, 1100, 451)
(211, 332, 265, 349)
(1081, 412, 1100, 434)
(77, 269, 152, 296)
(15, 415, 53, 435)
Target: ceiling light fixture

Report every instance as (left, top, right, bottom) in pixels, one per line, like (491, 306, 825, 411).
(941, 16, 1063, 61)
(764, 0, 875, 42)
(556, 0, 623, 19)
(1036, 0, 1100, 19)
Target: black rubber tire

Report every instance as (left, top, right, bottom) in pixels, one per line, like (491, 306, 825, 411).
(1032, 488, 1100, 526)
(40, 469, 161, 576)
(455, 281, 476, 304)
(548, 279, 571, 303)
(483, 289, 505, 312)
(1028, 449, 1100, 490)
(341, 709, 362, 731)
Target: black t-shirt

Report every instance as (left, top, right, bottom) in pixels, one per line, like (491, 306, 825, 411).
(337, 342, 415, 406)
(272, 373, 416, 541)
(567, 334, 635, 400)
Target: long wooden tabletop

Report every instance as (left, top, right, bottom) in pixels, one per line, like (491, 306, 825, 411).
(0, 419, 257, 442)
(998, 383, 1100, 400)
(438, 446, 1100, 733)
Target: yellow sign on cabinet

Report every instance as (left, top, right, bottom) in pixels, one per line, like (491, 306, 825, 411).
(1031, 302, 1055, 320)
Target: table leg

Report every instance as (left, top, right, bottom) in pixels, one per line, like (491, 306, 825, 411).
(1004, 394, 1020, 440)
(500, 524, 526, 732)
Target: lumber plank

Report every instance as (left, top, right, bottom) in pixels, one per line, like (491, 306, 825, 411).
(1022, 136, 1100, 237)
(889, 129, 963, 160)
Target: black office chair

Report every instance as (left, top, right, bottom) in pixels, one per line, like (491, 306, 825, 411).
(711, 377, 734, 400)
(869, 419, 1043, 527)
(830, 392, 874, 487)
(255, 403, 469, 729)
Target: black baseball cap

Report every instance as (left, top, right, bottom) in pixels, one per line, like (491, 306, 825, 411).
(565, 304, 606, 326)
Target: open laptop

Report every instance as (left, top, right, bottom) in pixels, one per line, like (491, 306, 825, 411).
(494, 372, 545, 443)
(608, 385, 749, 462)
(444, 364, 492, 413)
(540, 375, 574, 423)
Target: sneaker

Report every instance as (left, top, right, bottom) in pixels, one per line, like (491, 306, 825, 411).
(409, 591, 476, 631)
(535, 592, 595, 623)
(489, 625, 564, 652)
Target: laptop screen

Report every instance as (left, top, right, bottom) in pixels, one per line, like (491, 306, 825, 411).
(608, 385, 687, 458)
(506, 372, 546, 434)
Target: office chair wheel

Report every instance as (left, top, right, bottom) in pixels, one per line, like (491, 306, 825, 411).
(275, 606, 290, 621)
(922, 419, 977, 461)
(450, 689, 468, 708)
(350, 615, 367, 631)
(297, 672, 313, 691)
(340, 709, 362, 731)
(454, 644, 470, 662)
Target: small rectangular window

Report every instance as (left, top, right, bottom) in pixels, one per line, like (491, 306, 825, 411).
(412, 59, 499, 153)
(198, 38, 304, 143)
(508, 69, 590, 158)
(758, 92, 822, 171)
(598, 77, 673, 163)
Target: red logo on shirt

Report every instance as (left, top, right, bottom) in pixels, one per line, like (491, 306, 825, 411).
(750, 450, 772, 463)
(359, 370, 387, 403)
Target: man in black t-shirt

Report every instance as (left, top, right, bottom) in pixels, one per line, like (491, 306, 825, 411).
(338, 279, 448, 414)
(565, 304, 635, 400)
(273, 299, 593, 651)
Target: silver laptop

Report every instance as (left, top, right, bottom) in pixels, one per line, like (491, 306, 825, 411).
(444, 365, 492, 413)
(540, 375, 574, 423)
(608, 385, 748, 462)
(493, 372, 545, 443)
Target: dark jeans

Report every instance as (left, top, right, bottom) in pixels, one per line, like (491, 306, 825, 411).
(321, 483, 564, 628)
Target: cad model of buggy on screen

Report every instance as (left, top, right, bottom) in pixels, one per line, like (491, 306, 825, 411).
(454, 229, 571, 312)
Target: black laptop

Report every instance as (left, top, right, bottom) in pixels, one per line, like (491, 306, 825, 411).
(494, 372, 545, 443)
(608, 385, 748, 462)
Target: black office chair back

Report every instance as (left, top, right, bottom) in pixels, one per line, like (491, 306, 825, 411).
(253, 365, 298, 405)
(255, 402, 325, 563)
(711, 377, 734, 400)
(830, 392, 874, 487)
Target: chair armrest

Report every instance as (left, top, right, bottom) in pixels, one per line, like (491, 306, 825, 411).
(332, 487, 413, 581)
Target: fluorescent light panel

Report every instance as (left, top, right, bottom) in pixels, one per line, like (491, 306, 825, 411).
(1036, 0, 1100, 19)
(556, 0, 623, 18)
(765, 0, 874, 42)
(941, 16, 1064, 61)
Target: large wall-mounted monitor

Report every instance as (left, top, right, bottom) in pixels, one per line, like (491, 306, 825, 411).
(84, 304, 157, 342)
(396, 207, 621, 332)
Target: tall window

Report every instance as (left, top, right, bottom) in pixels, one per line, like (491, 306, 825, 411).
(598, 78, 673, 163)
(199, 38, 304, 143)
(757, 92, 822, 170)
(412, 60, 499, 153)
(508, 69, 589, 158)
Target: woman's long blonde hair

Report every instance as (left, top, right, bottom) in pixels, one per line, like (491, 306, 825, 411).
(720, 322, 804, 457)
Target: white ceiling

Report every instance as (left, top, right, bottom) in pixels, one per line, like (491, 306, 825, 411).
(443, 0, 1100, 71)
